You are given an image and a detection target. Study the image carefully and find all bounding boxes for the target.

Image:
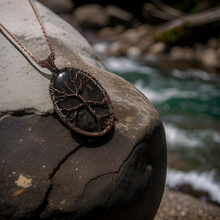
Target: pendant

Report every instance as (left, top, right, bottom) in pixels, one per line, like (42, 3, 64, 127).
(39, 54, 114, 137)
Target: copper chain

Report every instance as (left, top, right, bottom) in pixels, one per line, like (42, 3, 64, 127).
(0, 0, 55, 65)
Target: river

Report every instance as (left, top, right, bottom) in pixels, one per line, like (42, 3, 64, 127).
(101, 55, 220, 204)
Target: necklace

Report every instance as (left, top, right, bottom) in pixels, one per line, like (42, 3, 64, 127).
(0, 0, 114, 137)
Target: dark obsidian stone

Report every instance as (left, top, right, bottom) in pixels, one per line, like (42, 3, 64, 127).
(50, 68, 114, 136)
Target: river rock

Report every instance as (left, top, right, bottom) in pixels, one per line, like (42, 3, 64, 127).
(199, 48, 220, 68)
(38, 0, 74, 14)
(182, 46, 195, 60)
(155, 190, 220, 219)
(136, 24, 152, 37)
(73, 4, 110, 29)
(148, 42, 166, 55)
(0, 1, 166, 220)
(170, 46, 186, 60)
(121, 28, 141, 45)
(105, 5, 134, 27)
(109, 41, 130, 56)
(126, 46, 142, 58)
(96, 25, 125, 39)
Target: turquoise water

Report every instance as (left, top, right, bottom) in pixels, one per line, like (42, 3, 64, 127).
(104, 57, 220, 202)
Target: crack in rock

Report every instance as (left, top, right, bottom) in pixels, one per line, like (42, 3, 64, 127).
(49, 144, 83, 180)
(33, 144, 83, 219)
(70, 141, 152, 220)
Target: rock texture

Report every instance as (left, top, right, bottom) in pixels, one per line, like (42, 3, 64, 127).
(155, 190, 220, 220)
(0, 1, 166, 220)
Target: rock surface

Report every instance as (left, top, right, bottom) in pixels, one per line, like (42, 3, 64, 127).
(105, 5, 134, 27)
(155, 190, 220, 220)
(0, 1, 166, 220)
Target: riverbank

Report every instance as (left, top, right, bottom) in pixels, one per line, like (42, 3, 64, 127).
(38, 0, 220, 74)
(87, 34, 220, 77)
(155, 189, 220, 219)
(102, 55, 220, 207)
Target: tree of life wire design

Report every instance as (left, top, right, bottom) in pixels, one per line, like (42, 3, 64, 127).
(50, 67, 114, 137)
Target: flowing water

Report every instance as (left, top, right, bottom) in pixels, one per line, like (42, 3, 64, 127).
(102, 56, 220, 203)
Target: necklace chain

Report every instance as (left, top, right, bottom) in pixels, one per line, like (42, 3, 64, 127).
(0, 0, 55, 65)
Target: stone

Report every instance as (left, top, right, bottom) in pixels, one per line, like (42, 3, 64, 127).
(126, 46, 142, 58)
(170, 46, 185, 60)
(148, 42, 166, 55)
(218, 48, 220, 58)
(105, 5, 134, 27)
(50, 69, 114, 136)
(137, 37, 154, 52)
(72, 4, 110, 29)
(166, 46, 194, 61)
(38, 0, 74, 14)
(155, 190, 220, 219)
(96, 25, 125, 39)
(109, 41, 130, 57)
(136, 24, 152, 37)
(182, 46, 195, 60)
(0, 1, 166, 220)
(0, 115, 79, 219)
(199, 48, 220, 68)
(121, 28, 141, 45)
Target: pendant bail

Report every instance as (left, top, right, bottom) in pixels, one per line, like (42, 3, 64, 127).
(38, 53, 58, 74)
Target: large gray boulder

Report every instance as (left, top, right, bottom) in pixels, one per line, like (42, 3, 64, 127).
(0, 1, 166, 219)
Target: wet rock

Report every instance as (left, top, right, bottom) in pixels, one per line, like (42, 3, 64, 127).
(170, 46, 186, 60)
(182, 46, 195, 60)
(121, 28, 141, 45)
(174, 184, 217, 205)
(73, 4, 110, 29)
(105, 5, 134, 27)
(136, 23, 152, 37)
(218, 48, 220, 58)
(148, 42, 166, 55)
(126, 46, 142, 58)
(0, 1, 166, 220)
(168, 46, 195, 61)
(199, 48, 220, 68)
(137, 37, 154, 52)
(155, 190, 220, 219)
(109, 41, 130, 56)
(38, 0, 74, 14)
(96, 25, 125, 39)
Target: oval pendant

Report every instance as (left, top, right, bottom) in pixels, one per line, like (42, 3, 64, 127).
(50, 68, 114, 137)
